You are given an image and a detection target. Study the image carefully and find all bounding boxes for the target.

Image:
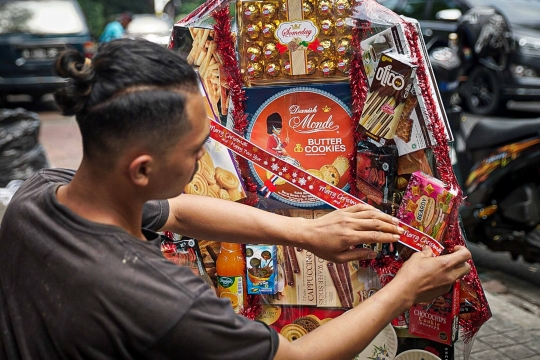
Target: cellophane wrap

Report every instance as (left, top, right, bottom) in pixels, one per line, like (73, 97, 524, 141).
(168, 0, 491, 357)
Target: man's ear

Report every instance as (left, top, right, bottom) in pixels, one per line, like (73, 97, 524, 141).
(128, 155, 154, 187)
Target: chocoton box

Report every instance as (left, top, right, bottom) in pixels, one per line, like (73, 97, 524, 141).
(241, 82, 355, 208)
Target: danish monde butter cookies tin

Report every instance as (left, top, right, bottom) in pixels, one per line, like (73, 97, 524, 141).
(242, 83, 354, 208)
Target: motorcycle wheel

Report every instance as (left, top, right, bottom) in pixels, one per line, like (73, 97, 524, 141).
(524, 228, 540, 263)
(462, 66, 501, 115)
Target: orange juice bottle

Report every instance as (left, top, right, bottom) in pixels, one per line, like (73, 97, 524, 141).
(216, 242, 246, 313)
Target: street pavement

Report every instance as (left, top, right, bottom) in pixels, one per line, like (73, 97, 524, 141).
(35, 105, 540, 360)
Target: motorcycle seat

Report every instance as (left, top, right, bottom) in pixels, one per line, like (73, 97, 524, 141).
(466, 118, 540, 151)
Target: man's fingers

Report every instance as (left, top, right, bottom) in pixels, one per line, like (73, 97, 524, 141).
(336, 247, 378, 263)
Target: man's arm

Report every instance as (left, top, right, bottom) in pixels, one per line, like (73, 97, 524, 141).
(160, 194, 403, 263)
(273, 246, 472, 360)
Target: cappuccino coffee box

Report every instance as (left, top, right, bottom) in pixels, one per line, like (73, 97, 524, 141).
(240, 82, 355, 209)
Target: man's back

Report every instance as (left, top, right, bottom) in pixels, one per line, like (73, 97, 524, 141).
(0, 169, 202, 359)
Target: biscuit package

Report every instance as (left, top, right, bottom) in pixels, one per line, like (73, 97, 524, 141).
(397, 171, 459, 243)
(183, 85, 247, 202)
(170, 0, 491, 352)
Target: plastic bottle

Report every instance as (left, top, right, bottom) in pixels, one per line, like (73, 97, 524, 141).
(216, 242, 246, 313)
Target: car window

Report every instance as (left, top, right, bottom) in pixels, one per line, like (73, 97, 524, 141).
(0, 1, 85, 35)
(399, 0, 427, 19)
(466, 0, 540, 26)
(428, 0, 463, 20)
(126, 16, 171, 36)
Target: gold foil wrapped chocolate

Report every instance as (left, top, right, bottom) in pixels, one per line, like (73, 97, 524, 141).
(320, 19, 334, 36)
(337, 58, 350, 74)
(307, 58, 318, 75)
(316, 39, 334, 57)
(263, 42, 279, 59)
(335, 0, 350, 16)
(246, 44, 263, 62)
(261, 22, 277, 39)
(282, 60, 292, 75)
(335, 18, 348, 35)
(246, 22, 261, 40)
(336, 38, 351, 56)
(266, 62, 281, 77)
(320, 59, 336, 76)
(317, 0, 332, 16)
(247, 62, 264, 79)
(303, 1, 315, 17)
(261, 2, 278, 20)
(242, 3, 260, 21)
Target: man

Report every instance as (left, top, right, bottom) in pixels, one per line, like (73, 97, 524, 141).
(99, 11, 133, 43)
(0, 39, 471, 359)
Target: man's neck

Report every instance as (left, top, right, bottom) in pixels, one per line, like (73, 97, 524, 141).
(56, 164, 147, 240)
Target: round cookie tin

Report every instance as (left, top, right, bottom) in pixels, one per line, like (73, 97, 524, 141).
(245, 86, 354, 208)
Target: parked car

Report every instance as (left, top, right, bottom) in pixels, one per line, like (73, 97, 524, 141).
(378, 0, 540, 115)
(124, 14, 172, 47)
(0, 0, 95, 105)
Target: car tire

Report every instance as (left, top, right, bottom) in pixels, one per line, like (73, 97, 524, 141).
(462, 66, 502, 115)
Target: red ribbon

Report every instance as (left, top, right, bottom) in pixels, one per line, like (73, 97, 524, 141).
(208, 120, 444, 256)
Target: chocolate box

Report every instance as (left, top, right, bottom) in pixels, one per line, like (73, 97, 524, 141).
(236, 0, 354, 85)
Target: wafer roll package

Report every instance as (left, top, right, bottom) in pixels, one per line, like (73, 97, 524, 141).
(358, 52, 415, 143)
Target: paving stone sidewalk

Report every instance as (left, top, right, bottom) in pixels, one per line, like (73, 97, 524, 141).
(456, 292, 540, 360)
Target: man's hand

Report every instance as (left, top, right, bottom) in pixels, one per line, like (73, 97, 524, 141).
(301, 203, 404, 263)
(392, 245, 472, 306)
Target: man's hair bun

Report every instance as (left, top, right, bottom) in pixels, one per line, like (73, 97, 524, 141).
(54, 49, 95, 116)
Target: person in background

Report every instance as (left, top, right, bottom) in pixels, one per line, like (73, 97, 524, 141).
(0, 39, 471, 359)
(98, 11, 133, 43)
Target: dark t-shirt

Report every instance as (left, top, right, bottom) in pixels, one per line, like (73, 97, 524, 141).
(0, 169, 278, 360)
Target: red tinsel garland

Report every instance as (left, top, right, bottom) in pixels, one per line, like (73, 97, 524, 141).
(212, 5, 259, 207)
(401, 21, 491, 342)
(347, 22, 370, 198)
(212, 6, 261, 319)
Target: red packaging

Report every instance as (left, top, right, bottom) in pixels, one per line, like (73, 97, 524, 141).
(408, 280, 461, 345)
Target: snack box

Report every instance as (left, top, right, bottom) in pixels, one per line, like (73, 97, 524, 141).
(236, 0, 355, 85)
(256, 305, 345, 340)
(246, 244, 279, 294)
(239, 82, 355, 209)
(183, 82, 247, 202)
(396, 171, 458, 243)
(408, 280, 461, 345)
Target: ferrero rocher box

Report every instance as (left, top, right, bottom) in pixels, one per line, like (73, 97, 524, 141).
(239, 83, 355, 208)
(236, 0, 354, 85)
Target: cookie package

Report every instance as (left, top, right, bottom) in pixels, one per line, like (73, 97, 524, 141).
(397, 171, 459, 244)
(183, 86, 247, 202)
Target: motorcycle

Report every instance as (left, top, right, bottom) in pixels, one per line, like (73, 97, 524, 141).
(450, 113, 540, 264)
(427, 23, 540, 264)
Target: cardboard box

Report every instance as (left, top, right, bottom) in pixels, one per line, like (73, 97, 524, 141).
(408, 281, 461, 345)
(246, 244, 278, 294)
